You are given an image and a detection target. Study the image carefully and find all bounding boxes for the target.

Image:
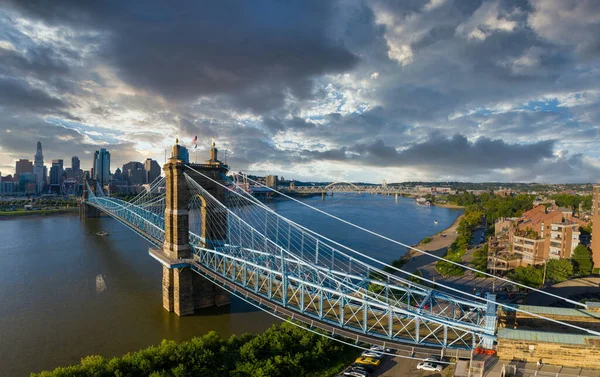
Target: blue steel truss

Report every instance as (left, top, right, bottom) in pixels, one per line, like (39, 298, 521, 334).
(84, 178, 497, 351)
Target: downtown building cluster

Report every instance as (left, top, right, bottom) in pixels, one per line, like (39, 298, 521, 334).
(0, 142, 162, 196)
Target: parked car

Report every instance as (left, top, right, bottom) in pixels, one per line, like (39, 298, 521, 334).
(354, 357, 381, 367)
(350, 363, 374, 372)
(361, 350, 383, 359)
(369, 345, 391, 353)
(416, 362, 443, 372)
(343, 369, 370, 377)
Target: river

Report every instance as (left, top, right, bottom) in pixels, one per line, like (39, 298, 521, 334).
(0, 194, 461, 377)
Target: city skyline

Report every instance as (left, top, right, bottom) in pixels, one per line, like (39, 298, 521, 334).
(1, 1, 600, 183)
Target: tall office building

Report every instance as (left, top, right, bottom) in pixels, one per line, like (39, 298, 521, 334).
(592, 185, 600, 267)
(129, 168, 146, 185)
(93, 148, 110, 186)
(15, 159, 33, 181)
(69, 156, 83, 183)
(50, 159, 64, 185)
(144, 158, 161, 184)
(122, 161, 145, 184)
(33, 141, 46, 193)
(72, 156, 80, 171)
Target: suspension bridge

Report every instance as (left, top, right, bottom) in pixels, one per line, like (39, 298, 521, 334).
(80, 141, 600, 368)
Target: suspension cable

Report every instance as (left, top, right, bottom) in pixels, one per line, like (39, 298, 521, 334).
(183, 165, 600, 337)
(240, 174, 587, 309)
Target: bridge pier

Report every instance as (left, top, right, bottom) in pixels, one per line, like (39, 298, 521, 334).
(160, 140, 231, 316)
(80, 178, 101, 218)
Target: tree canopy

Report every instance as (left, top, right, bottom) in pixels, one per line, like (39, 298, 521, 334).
(32, 323, 357, 377)
(507, 266, 543, 288)
(545, 259, 573, 284)
(572, 244, 593, 276)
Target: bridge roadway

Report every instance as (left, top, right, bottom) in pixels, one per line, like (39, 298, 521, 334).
(148, 247, 472, 360)
(84, 178, 495, 353)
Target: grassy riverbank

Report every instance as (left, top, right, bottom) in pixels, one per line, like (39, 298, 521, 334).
(0, 207, 78, 219)
(32, 322, 359, 377)
(402, 213, 464, 262)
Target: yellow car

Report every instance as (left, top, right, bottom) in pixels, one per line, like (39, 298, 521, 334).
(354, 356, 381, 367)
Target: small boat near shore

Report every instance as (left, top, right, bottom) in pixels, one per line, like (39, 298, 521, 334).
(96, 231, 109, 236)
(434, 220, 438, 225)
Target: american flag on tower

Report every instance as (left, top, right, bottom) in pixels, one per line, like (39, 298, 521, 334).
(193, 135, 197, 149)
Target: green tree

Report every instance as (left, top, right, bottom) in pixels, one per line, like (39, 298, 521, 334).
(507, 266, 543, 288)
(545, 259, 573, 284)
(572, 244, 593, 276)
(472, 245, 488, 277)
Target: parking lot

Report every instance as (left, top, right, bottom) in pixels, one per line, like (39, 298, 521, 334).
(370, 356, 454, 377)
(339, 348, 456, 377)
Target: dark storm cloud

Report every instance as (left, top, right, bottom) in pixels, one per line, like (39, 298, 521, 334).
(306, 133, 556, 171)
(0, 76, 66, 112)
(263, 116, 317, 133)
(2, 0, 600, 182)
(8, 0, 359, 112)
(0, 46, 70, 78)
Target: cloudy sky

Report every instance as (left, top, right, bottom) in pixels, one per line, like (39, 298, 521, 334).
(1, 0, 599, 183)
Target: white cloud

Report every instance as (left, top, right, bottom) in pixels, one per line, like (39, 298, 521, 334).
(456, 1, 519, 42)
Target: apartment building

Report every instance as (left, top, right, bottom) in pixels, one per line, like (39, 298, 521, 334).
(512, 235, 547, 265)
(548, 222, 580, 260)
(490, 204, 582, 270)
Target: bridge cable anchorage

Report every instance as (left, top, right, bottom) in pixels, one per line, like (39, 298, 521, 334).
(184, 169, 490, 347)
(212, 170, 600, 337)
(240, 174, 587, 310)
(191, 269, 455, 365)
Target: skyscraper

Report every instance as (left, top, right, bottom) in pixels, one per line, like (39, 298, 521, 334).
(122, 161, 144, 184)
(50, 160, 63, 187)
(50, 159, 64, 185)
(72, 156, 80, 171)
(144, 158, 161, 184)
(69, 156, 83, 183)
(33, 141, 45, 193)
(15, 159, 33, 181)
(93, 148, 110, 186)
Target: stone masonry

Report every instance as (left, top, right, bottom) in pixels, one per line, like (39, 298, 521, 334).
(161, 141, 231, 316)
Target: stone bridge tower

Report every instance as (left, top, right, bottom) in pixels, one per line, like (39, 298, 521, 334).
(160, 140, 231, 316)
(80, 178, 101, 218)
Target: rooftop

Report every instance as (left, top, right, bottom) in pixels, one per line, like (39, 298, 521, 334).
(511, 305, 600, 320)
(497, 328, 600, 346)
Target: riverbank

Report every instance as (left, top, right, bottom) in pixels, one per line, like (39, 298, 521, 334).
(398, 213, 464, 273)
(0, 207, 79, 219)
(435, 202, 465, 209)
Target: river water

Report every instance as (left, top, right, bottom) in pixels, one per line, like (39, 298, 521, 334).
(0, 194, 461, 376)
